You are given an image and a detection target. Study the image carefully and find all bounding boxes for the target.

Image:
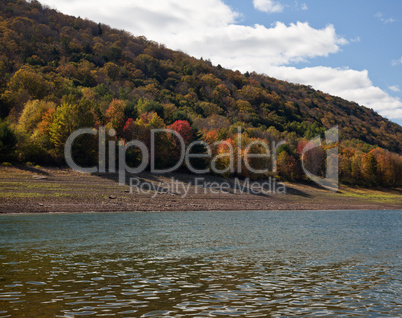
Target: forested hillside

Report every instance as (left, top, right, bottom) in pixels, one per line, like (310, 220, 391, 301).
(0, 0, 401, 187)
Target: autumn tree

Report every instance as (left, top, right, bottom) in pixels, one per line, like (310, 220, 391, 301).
(277, 150, 302, 181)
(298, 139, 326, 177)
(361, 152, 377, 186)
(167, 120, 194, 145)
(136, 98, 164, 118)
(17, 100, 56, 133)
(2, 66, 53, 117)
(38, 108, 56, 137)
(49, 99, 96, 164)
(350, 153, 363, 183)
(105, 99, 126, 135)
(370, 148, 395, 187)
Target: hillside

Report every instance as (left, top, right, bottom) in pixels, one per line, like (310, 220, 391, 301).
(0, 0, 401, 187)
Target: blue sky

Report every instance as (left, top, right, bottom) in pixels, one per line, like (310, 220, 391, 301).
(39, 0, 402, 125)
(237, 1, 402, 102)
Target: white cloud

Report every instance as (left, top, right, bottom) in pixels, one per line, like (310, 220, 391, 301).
(350, 36, 361, 43)
(253, 0, 283, 13)
(389, 85, 400, 92)
(384, 18, 396, 24)
(375, 12, 396, 24)
(38, 0, 402, 121)
(41, 0, 238, 34)
(301, 3, 308, 11)
(379, 108, 402, 121)
(392, 57, 402, 66)
(40, 0, 345, 67)
(190, 22, 347, 68)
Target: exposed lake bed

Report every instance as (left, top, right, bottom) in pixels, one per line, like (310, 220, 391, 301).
(1, 167, 401, 213)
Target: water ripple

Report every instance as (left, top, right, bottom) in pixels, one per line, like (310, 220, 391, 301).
(0, 211, 401, 317)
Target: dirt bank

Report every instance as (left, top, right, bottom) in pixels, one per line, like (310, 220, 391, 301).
(0, 166, 401, 213)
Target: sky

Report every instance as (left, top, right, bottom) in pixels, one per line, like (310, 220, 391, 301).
(38, 0, 402, 125)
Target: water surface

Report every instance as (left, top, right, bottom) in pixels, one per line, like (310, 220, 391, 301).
(0, 211, 401, 317)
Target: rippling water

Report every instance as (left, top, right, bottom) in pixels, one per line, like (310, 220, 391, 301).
(0, 211, 401, 317)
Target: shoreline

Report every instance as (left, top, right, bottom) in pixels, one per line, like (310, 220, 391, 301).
(1, 209, 401, 216)
(1, 166, 401, 213)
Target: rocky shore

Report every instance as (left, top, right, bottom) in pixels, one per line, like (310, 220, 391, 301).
(0, 167, 401, 213)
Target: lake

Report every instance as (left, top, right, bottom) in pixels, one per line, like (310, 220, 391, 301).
(0, 210, 401, 317)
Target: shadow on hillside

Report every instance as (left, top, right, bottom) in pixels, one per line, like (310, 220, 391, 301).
(390, 188, 402, 195)
(16, 165, 50, 176)
(343, 185, 402, 195)
(93, 171, 313, 198)
(285, 186, 313, 198)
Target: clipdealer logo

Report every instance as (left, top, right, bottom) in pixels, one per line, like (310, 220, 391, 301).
(65, 126, 339, 192)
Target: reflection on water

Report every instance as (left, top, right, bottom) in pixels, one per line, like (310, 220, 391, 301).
(0, 211, 401, 317)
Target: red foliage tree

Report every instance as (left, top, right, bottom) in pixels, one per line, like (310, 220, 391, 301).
(167, 120, 193, 144)
(122, 118, 135, 140)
